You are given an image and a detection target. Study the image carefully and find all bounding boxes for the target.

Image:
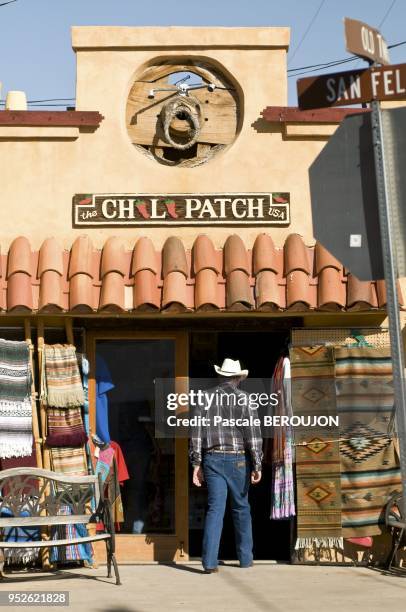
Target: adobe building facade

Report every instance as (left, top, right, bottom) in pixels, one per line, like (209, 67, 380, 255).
(0, 26, 404, 565)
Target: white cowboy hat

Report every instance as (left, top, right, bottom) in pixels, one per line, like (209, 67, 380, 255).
(214, 358, 248, 379)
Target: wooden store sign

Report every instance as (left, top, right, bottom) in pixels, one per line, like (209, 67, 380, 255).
(72, 193, 290, 227)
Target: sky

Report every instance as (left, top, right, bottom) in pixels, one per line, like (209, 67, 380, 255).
(0, 0, 405, 107)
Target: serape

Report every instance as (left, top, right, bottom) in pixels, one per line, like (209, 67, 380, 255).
(50, 504, 93, 564)
(42, 344, 85, 408)
(271, 356, 295, 519)
(290, 346, 342, 549)
(46, 407, 87, 447)
(50, 446, 88, 477)
(1, 507, 40, 565)
(335, 346, 402, 537)
(0, 339, 32, 458)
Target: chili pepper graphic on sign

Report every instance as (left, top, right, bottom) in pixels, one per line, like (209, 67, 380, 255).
(164, 198, 178, 219)
(135, 199, 150, 219)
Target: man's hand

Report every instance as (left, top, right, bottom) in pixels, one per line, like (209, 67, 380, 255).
(251, 470, 262, 485)
(193, 465, 204, 487)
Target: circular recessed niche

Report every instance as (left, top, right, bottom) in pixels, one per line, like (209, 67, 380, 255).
(126, 59, 241, 167)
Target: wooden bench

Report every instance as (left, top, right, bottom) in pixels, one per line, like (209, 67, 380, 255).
(384, 491, 406, 573)
(0, 467, 121, 585)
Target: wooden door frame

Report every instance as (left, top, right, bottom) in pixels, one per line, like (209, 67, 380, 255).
(86, 329, 189, 563)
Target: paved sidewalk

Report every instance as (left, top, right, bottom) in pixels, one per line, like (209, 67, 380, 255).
(0, 563, 405, 612)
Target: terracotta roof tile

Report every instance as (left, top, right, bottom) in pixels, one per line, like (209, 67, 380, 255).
(162, 237, 188, 277)
(375, 279, 403, 308)
(69, 274, 94, 312)
(38, 270, 63, 312)
(347, 274, 378, 310)
(37, 238, 64, 277)
(7, 236, 33, 277)
(314, 242, 342, 275)
(133, 269, 160, 311)
(253, 234, 279, 275)
(286, 270, 311, 309)
(227, 270, 253, 311)
(224, 235, 250, 275)
(195, 268, 221, 311)
(193, 235, 220, 275)
(131, 237, 159, 276)
(100, 237, 126, 278)
(162, 271, 189, 311)
(99, 271, 125, 312)
(284, 234, 311, 275)
(317, 268, 346, 311)
(255, 270, 282, 311)
(7, 273, 33, 311)
(68, 235, 94, 279)
(376, 279, 387, 308)
(0, 234, 397, 315)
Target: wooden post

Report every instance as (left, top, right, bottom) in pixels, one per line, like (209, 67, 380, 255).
(65, 318, 74, 346)
(36, 319, 53, 569)
(24, 318, 43, 469)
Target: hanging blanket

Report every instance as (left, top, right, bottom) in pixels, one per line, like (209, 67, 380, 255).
(335, 346, 402, 537)
(94, 445, 125, 530)
(290, 346, 342, 549)
(271, 356, 295, 519)
(46, 407, 88, 447)
(42, 344, 85, 408)
(0, 339, 32, 458)
(0, 507, 40, 565)
(50, 504, 93, 564)
(50, 446, 88, 477)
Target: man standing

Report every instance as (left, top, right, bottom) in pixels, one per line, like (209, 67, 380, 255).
(190, 358, 263, 573)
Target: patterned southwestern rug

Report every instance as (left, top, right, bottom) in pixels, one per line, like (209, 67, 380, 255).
(335, 346, 402, 537)
(290, 346, 342, 550)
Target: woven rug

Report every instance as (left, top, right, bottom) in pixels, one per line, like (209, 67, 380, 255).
(0, 340, 32, 458)
(335, 346, 402, 537)
(50, 446, 88, 477)
(290, 346, 342, 548)
(42, 344, 85, 408)
(46, 407, 88, 447)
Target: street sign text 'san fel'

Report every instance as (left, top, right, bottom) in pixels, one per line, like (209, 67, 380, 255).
(297, 63, 406, 110)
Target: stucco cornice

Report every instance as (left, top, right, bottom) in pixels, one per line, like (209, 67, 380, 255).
(71, 26, 290, 50)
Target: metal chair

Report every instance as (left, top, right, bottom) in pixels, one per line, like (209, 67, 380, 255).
(384, 492, 406, 573)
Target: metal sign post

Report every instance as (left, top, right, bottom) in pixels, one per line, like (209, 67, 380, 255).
(298, 15, 406, 517)
(371, 99, 406, 514)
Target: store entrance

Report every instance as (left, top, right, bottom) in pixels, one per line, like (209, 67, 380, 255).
(87, 331, 189, 563)
(188, 331, 294, 562)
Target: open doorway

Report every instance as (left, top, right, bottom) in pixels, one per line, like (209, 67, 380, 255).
(188, 330, 295, 562)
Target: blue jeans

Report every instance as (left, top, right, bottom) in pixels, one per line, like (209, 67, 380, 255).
(202, 452, 253, 569)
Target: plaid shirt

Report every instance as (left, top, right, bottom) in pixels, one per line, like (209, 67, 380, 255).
(189, 381, 263, 471)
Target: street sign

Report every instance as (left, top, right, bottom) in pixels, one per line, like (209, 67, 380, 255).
(309, 111, 384, 281)
(297, 63, 406, 110)
(344, 17, 390, 65)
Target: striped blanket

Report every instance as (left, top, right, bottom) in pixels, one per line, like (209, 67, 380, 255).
(42, 344, 85, 408)
(290, 346, 342, 549)
(0, 339, 32, 458)
(335, 346, 402, 537)
(46, 407, 87, 447)
(50, 505, 93, 564)
(50, 446, 88, 477)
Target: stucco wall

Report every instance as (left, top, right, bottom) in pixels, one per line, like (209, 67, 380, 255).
(1, 26, 336, 250)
